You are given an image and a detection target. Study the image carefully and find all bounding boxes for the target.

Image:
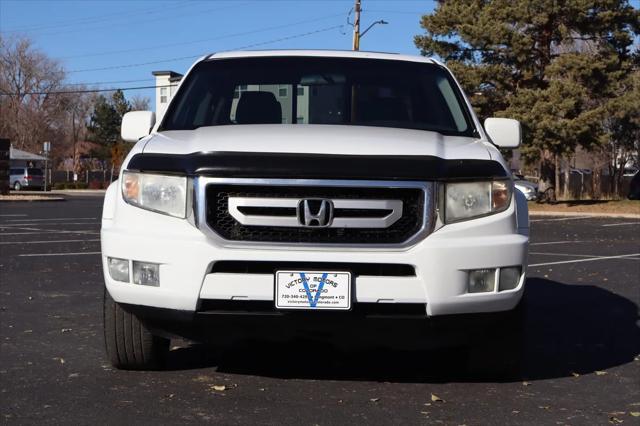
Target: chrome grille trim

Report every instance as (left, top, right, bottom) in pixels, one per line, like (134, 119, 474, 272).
(228, 197, 403, 228)
(193, 177, 436, 250)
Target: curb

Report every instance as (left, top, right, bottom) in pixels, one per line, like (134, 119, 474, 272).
(529, 211, 640, 219)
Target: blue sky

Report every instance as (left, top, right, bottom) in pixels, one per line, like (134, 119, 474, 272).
(0, 0, 435, 109)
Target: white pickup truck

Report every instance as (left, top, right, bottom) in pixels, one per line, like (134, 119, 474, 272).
(101, 50, 529, 371)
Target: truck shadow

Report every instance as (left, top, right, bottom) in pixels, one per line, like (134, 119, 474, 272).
(164, 278, 640, 383)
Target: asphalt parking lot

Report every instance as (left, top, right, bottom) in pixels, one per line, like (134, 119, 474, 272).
(1, 196, 639, 425)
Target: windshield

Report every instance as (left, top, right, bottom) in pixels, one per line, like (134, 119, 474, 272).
(160, 57, 476, 136)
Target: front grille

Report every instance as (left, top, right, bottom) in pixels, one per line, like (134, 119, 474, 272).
(210, 261, 416, 276)
(205, 184, 426, 244)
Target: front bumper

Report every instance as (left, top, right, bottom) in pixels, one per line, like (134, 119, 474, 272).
(101, 183, 528, 317)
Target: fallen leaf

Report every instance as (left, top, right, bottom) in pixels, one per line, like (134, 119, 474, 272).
(512, 410, 520, 414)
(595, 371, 607, 376)
(68, 373, 79, 378)
(630, 412, 640, 417)
(369, 398, 380, 403)
(609, 416, 623, 424)
(61, 328, 72, 333)
(259, 388, 265, 392)
(431, 394, 444, 403)
(571, 372, 580, 377)
(522, 381, 531, 386)
(211, 385, 226, 392)
(539, 406, 550, 410)
(167, 394, 175, 399)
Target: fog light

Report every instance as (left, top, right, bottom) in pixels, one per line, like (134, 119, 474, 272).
(499, 267, 521, 291)
(107, 257, 129, 282)
(132, 261, 160, 286)
(468, 269, 496, 293)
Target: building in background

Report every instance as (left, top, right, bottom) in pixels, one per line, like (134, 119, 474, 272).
(152, 71, 183, 121)
(151, 71, 324, 125)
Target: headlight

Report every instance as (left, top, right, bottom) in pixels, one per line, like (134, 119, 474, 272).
(444, 180, 512, 223)
(122, 171, 187, 218)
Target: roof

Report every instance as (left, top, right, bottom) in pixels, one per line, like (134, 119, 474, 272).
(206, 50, 438, 65)
(9, 146, 47, 161)
(152, 70, 183, 78)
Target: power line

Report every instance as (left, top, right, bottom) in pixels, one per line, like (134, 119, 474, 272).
(16, 2, 252, 38)
(0, 84, 172, 97)
(68, 24, 345, 73)
(59, 12, 346, 60)
(0, 1, 192, 33)
(64, 79, 155, 87)
(1, 24, 348, 95)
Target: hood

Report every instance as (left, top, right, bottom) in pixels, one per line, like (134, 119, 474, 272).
(142, 125, 490, 161)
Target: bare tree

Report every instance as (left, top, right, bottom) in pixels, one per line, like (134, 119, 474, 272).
(0, 35, 66, 153)
(130, 95, 150, 111)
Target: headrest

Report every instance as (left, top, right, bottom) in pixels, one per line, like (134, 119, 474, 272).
(235, 91, 282, 124)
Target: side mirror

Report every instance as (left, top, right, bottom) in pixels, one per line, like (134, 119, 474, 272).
(484, 118, 521, 149)
(121, 111, 156, 143)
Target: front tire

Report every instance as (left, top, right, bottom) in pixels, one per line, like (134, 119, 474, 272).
(465, 300, 526, 379)
(103, 289, 169, 370)
(13, 181, 21, 191)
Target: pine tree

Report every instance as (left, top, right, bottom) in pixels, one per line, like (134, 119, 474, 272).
(87, 90, 132, 174)
(415, 0, 639, 198)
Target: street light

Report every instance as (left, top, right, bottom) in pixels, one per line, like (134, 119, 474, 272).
(360, 19, 388, 39)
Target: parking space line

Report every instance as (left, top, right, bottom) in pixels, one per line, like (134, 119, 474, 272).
(602, 222, 639, 227)
(0, 214, 27, 217)
(0, 239, 100, 245)
(530, 216, 592, 223)
(530, 241, 585, 246)
(1, 231, 100, 236)
(18, 251, 101, 257)
(529, 251, 640, 259)
(0, 222, 100, 227)
(529, 253, 640, 267)
(2, 217, 97, 222)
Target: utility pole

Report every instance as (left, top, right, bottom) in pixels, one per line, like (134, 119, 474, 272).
(352, 0, 361, 51)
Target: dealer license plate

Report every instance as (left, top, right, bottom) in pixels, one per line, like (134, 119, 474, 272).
(275, 271, 352, 310)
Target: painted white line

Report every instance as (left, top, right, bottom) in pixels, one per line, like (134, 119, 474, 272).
(3, 217, 97, 222)
(529, 253, 640, 267)
(1, 222, 99, 227)
(18, 251, 101, 257)
(530, 251, 640, 259)
(0, 239, 100, 245)
(602, 222, 639, 227)
(530, 241, 586, 246)
(0, 225, 99, 234)
(1, 231, 100, 236)
(0, 214, 27, 217)
(530, 216, 593, 223)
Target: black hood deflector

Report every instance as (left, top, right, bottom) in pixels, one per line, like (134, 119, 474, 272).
(127, 151, 508, 181)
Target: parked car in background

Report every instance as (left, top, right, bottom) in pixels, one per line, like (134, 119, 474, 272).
(9, 167, 44, 191)
(623, 167, 639, 177)
(513, 174, 538, 201)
